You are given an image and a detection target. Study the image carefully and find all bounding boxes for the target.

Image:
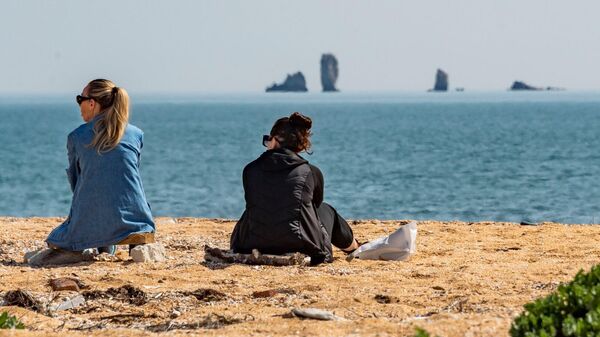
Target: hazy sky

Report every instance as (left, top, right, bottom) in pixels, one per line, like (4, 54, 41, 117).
(1, 0, 599, 93)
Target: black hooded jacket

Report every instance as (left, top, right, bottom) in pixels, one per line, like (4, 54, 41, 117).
(230, 148, 332, 264)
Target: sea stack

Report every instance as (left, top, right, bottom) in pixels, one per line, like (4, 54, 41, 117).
(320, 54, 339, 92)
(510, 81, 542, 91)
(431, 69, 448, 91)
(266, 72, 308, 92)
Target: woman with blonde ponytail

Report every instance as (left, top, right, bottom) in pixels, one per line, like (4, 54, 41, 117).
(37, 79, 155, 265)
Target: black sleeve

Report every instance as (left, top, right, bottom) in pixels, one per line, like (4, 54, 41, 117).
(242, 165, 250, 202)
(309, 164, 324, 207)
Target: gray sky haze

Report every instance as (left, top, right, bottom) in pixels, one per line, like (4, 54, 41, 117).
(1, 0, 599, 93)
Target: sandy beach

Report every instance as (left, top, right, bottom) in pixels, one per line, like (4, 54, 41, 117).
(0, 217, 599, 336)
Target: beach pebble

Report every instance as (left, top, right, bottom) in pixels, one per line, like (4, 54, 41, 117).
(49, 278, 80, 292)
(24, 249, 42, 263)
(130, 243, 167, 263)
(157, 218, 177, 225)
(94, 253, 120, 262)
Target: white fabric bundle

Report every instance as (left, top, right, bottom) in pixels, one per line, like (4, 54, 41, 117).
(347, 221, 417, 261)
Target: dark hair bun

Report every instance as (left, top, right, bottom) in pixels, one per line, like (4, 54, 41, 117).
(289, 112, 312, 129)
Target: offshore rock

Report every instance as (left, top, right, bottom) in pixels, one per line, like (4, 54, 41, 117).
(510, 81, 542, 90)
(130, 243, 167, 263)
(266, 72, 308, 92)
(431, 68, 448, 91)
(320, 54, 339, 92)
(510, 81, 565, 91)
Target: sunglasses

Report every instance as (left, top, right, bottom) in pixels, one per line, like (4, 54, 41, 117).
(262, 135, 282, 147)
(76, 95, 93, 105)
(262, 135, 272, 147)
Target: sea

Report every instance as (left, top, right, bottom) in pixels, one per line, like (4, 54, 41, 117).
(1, 91, 599, 224)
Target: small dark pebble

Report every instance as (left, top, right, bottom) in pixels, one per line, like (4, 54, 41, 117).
(374, 294, 400, 304)
(520, 221, 539, 226)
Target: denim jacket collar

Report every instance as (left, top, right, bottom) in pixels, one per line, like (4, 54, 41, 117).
(88, 112, 106, 125)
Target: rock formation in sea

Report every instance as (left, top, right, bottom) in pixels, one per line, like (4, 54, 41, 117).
(431, 68, 448, 91)
(266, 72, 308, 92)
(320, 54, 339, 92)
(510, 81, 542, 91)
(510, 81, 565, 91)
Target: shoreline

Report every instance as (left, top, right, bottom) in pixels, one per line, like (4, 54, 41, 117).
(1, 217, 599, 336)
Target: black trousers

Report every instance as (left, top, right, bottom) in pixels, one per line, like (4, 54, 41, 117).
(316, 202, 354, 249)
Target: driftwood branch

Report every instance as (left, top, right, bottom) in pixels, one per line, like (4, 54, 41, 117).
(204, 245, 309, 266)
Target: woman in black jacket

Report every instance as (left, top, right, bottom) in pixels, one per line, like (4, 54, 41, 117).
(230, 112, 359, 265)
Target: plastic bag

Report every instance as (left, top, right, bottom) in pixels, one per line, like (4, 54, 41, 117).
(347, 221, 417, 261)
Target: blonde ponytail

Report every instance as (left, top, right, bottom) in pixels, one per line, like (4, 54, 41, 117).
(86, 79, 130, 153)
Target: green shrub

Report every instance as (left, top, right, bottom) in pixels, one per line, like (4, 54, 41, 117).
(511, 264, 600, 337)
(414, 327, 431, 337)
(0, 311, 25, 329)
(414, 327, 439, 337)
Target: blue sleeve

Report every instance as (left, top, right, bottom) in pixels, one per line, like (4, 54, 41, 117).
(65, 133, 79, 193)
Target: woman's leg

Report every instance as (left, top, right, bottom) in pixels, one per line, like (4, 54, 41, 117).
(316, 202, 357, 251)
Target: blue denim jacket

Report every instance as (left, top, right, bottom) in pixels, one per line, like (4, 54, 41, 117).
(47, 115, 155, 251)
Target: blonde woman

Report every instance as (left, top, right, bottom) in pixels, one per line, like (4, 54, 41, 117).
(39, 79, 155, 265)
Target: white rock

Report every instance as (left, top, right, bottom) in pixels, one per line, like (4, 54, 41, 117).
(130, 243, 167, 263)
(24, 249, 42, 263)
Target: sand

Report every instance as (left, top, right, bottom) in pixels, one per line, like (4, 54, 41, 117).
(0, 217, 599, 337)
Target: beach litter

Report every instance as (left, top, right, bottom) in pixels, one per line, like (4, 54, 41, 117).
(347, 221, 417, 261)
(130, 243, 167, 263)
(204, 245, 309, 266)
(50, 294, 85, 311)
(291, 308, 344, 321)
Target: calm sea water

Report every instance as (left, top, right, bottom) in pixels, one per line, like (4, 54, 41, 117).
(1, 91, 599, 223)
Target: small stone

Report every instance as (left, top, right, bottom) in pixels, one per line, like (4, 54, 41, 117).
(130, 243, 167, 263)
(252, 288, 296, 298)
(24, 249, 42, 263)
(94, 253, 119, 262)
(158, 218, 177, 225)
(374, 294, 400, 304)
(50, 278, 80, 291)
(115, 250, 129, 260)
(187, 288, 227, 302)
(170, 309, 181, 318)
(252, 289, 279, 298)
